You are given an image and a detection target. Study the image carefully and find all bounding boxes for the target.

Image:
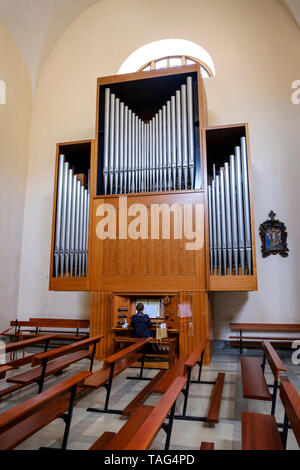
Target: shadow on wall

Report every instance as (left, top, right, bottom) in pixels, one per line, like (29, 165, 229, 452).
(212, 291, 249, 340)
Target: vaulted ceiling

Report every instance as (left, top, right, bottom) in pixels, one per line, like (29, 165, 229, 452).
(0, 0, 100, 89)
(0, 0, 299, 91)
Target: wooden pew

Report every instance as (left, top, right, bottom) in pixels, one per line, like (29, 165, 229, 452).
(200, 442, 215, 450)
(123, 340, 225, 424)
(84, 337, 152, 414)
(8, 318, 89, 343)
(240, 340, 286, 415)
(229, 322, 300, 354)
(0, 335, 57, 399)
(0, 370, 90, 450)
(242, 380, 300, 450)
(114, 336, 177, 370)
(206, 373, 225, 424)
(6, 335, 103, 394)
(90, 376, 187, 450)
(0, 366, 12, 380)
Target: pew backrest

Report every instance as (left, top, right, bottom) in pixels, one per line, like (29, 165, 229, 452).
(31, 335, 103, 366)
(280, 380, 300, 447)
(0, 370, 90, 434)
(262, 341, 286, 381)
(184, 340, 207, 369)
(124, 376, 187, 450)
(0, 335, 56, 355)
(103, 337, 152, 367)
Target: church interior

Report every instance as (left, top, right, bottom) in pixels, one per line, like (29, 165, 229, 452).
(0, 0, 299, 452)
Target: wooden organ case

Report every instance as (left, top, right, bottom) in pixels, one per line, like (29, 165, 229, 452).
(49, 64, 257, 365)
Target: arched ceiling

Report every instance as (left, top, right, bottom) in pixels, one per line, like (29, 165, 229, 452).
(0, 0, 299, 92)
(0, 0, 100, 90)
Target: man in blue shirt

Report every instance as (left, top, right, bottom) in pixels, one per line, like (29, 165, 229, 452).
(131, 302, 153, 338)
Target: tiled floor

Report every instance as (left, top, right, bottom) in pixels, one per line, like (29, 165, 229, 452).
(1, 349, 299, 450)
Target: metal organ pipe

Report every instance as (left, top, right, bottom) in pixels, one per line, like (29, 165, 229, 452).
(100, 76, 196, 195)
(241, 137, 252, 274)
(103, 88, 110, 195)
(224, 162, 233, 275)
(60, 161, 69, 276)
(186, 76, 195, 188)
(166, 100, 172, 191)
(208, 138, 252, 277)
(181, 84, 188, 190)
(69, 174, 77, 277)
(171, 96, 176, 190)
(123, 105, 128, 193)
(219, 168, 227, 275)
(211, 179, 217, 274)
(215, 175, 222, 275)
(54, 154, 65, 277)
(230, 154, 239, 275)
(208, 185, 213, 275)
(235, 146, 245, 275)
(119, 101, 124, 195)
(175, 90, 182, 190)
(114, 98, 120, 194)
(108, 93, 115, 194)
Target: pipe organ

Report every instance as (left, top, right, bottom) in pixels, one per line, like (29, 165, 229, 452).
(53, 154, 90, 278)
(49, 65, 257, 363)
(208, 137, 252, 276)
(101, 76, 196, 195)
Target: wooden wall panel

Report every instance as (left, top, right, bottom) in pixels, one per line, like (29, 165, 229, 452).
(90, 291, 114, 360)
(90, 289, 212, 363)
(90, 191, 206, 292)
(177, 291, 211, 364)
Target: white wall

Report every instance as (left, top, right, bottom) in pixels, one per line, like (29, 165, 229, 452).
(0, 23, 32, 331)
(17, 0, 300, 337)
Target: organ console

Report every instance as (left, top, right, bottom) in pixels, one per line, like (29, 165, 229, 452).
(49, 64, 257, 364)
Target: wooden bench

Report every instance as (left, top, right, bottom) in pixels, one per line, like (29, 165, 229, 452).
(200, 442, 215, 450)
(0, 370, 90, 450)
(7, 318, 90, 343)
(6, 335, 103, 394)
(114, 336, 177, 371)
(123, 340, 225, 424)
(0, 335, 57, 399)
(84, 337, 152, 414)
(0, 366, 13, 380)
(242, 379, 300, 450)
(230, 323, 300, 354)
(240, 340, 286, 415)
(90, 376, 187, 450)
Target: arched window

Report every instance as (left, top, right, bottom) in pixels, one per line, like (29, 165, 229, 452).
(118, 39, 215, 78)
(138, 55, 212, 78)
(0, 80, 6, 104)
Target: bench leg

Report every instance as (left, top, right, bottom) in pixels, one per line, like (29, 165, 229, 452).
(87, 364, 122, 415)
(239, 329, 243, 355)
(261, 353, 266, 373)
(182, 367, 192, 417)
(89, 342, 97, 372)
(271, 380, 278, 415)
(61, 384, 77, 450)
(139, 353, 146, 379)
(279, 411, 289, 450)
(190, 351, 214, 385)
(37, 358, 48, 394)
(163, 402, 176, 451)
